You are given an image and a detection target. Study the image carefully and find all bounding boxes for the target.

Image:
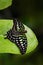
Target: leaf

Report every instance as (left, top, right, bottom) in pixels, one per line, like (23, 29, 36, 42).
(0, 20, 13, 35)
(24, 25, 38, 54)
(0, 0, 12, 10)
(0, 20, 38, 55)
(0, 35, 20, 54)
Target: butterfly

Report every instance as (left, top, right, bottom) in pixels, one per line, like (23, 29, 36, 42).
(5, 19, 27, 55)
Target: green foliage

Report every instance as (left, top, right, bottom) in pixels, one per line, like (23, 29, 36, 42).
(0, 0, 12, 10)
(0, 20, 13, 35)
(0, 20, 38, 55)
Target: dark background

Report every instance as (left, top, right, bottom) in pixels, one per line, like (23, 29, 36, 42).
(0, 0, 43, 65)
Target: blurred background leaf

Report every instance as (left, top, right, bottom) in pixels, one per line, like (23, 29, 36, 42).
(0, 0, 12, 10)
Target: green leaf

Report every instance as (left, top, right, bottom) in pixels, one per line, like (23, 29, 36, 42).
(0, 20, 38, 55)
(24, 25, 38, 54)
(0, 35, 20, 54)
(0, 0, 12, 10)
(0, 20, 13, 35)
